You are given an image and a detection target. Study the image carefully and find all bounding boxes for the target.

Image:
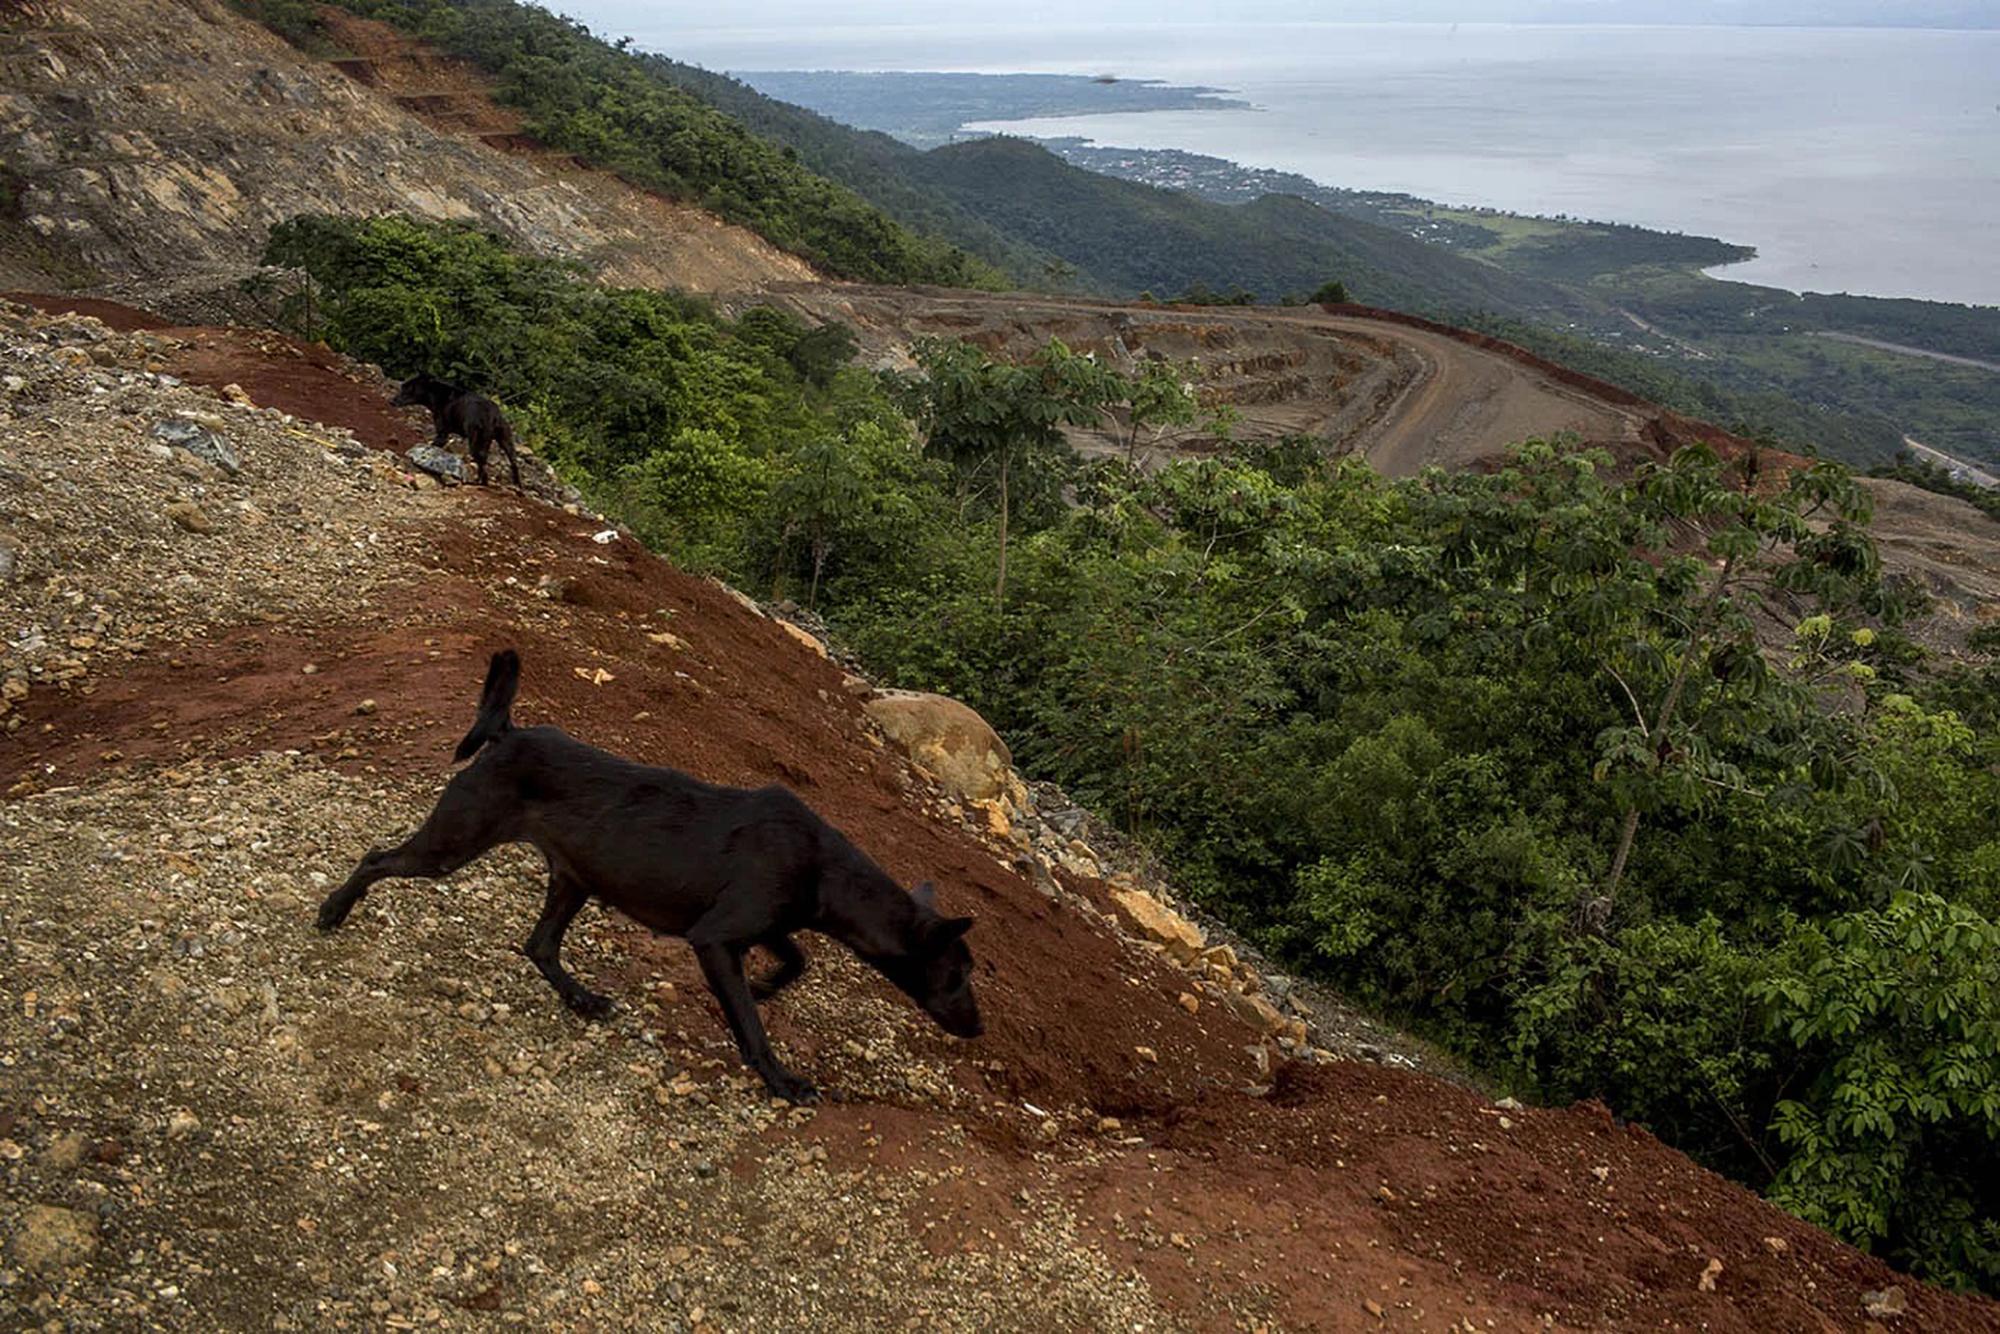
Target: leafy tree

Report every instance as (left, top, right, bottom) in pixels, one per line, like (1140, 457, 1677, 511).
(765, 422, 921, 608)
(1584, 447, 1884, 930)
(1113, 357, 1201, 468)
(898, 337, 1110, 605)
(1759, 888, 2000, 1288)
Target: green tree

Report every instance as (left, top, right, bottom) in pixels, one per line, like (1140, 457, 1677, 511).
(1586, 447, 1884, 930)
(1759, 887, 2000, 1288)
(1110, 356, 1201, 468)
(899, 337, 1113, 605)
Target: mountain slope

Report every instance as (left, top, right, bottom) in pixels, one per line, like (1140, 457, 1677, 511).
(632, 56, 1073, 285)
(899, 136, 1609, 318)
(3, 296, 1997, 1330)
(328, 0, 1607, 319)
(257, 0, 999, 288)
(0, 0, 814, 303)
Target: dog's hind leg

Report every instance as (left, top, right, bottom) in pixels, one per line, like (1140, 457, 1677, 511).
(469, 431, 491, 487)
(526, 871, 612, 1019)
(691, 941, 817, 1103)
(316, 766, 516, 930)
(497, 423, 523, 489)
(749, 933, 808, 1002)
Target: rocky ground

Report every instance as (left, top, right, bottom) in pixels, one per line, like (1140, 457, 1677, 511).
(4, 301, 1998, 1332)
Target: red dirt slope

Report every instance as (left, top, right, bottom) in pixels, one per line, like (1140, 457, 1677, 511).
(3, 295, 1993, 1332)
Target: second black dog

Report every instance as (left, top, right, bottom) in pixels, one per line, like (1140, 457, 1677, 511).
(316, 650, 984, 1102)
(391, 372, 522, 488)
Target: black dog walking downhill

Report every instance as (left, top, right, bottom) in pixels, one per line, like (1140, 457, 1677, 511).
(316, 650, 983, 1102)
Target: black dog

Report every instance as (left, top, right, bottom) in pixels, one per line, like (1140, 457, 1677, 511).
(390, 372, 522, 488)
(316, 651, 983, 1101)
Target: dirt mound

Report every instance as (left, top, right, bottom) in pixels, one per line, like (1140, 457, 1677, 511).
(4, 302, 1996, 1330)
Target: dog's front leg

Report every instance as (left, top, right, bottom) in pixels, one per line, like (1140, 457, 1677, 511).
(692, 942, 817, 1103)
(526, 874, 613, 1019)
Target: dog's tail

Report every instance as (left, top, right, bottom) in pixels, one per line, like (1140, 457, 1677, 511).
(454, 650, 521, 762)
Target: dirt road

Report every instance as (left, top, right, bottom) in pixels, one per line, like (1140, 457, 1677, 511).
(1811, 331, 2000, 374)
(1901, 434, 2000, 489)
(778, 285, 1648, 475)
(1297, 311, 1640, 474)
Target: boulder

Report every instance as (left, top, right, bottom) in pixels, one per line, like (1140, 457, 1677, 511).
(1108, 886, 1205, 963)
(863, 690, 1014, 803)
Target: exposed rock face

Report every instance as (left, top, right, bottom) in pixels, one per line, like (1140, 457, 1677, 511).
(0, 0, 814, 297)
(863, 689, 1014, 804)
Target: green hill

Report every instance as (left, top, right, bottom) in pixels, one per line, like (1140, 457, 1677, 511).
(898, 136, 1606, 318)
(627, 57, 1072, 286)
(638, 63, 1614, 322)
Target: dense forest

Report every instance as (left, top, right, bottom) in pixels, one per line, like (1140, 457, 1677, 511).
(270, 216, 2000, 1294)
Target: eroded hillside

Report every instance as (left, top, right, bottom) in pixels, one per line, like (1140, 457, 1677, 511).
(4, 301, 1998, 1331)
(0, 0, 812, 304)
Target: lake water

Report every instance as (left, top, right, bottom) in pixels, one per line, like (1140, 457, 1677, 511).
(624, 20, 2000, 307)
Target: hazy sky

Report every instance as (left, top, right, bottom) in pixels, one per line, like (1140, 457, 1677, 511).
(557, 0, 2000, 41)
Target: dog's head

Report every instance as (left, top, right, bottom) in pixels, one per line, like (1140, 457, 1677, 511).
(390, 372, 451, 410)
(882, 881, 983, 1040)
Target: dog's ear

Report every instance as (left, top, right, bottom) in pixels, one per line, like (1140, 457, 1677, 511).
(923, 916, 974, 951)
(911, 880, 938, 912)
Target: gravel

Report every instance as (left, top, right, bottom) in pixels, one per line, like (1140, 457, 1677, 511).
(0, 301, 446, 733)
(0, 302, 1187, 1329)
(0, 756, 1180, 1330)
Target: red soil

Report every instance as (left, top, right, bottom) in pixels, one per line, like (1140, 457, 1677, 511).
(5, 294, 1993, 1332)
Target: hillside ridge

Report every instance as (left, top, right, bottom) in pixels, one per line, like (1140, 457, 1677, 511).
(4, 295, 1997, 1330)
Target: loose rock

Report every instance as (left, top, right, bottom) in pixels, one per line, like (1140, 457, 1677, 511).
(12, 1203, 100, 1272)
(1108, 885, 1205, 963)
(165, 499, 218, 534)
(151, 415, 242, 475)
(407, 443, 466, 482)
